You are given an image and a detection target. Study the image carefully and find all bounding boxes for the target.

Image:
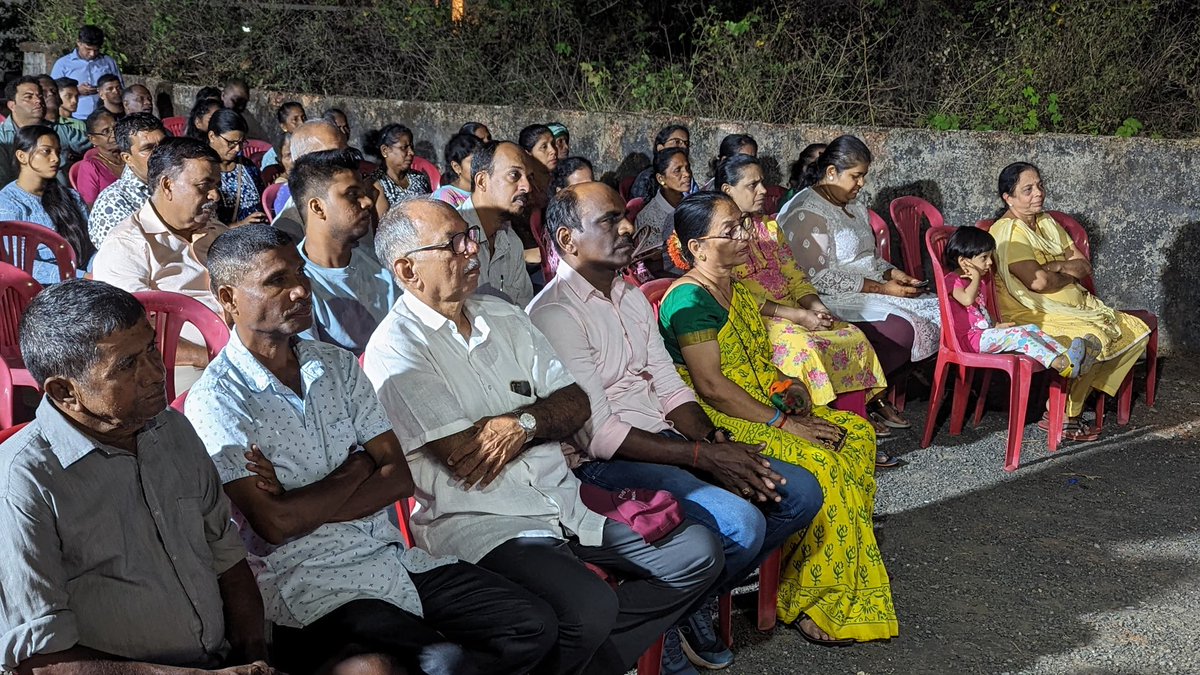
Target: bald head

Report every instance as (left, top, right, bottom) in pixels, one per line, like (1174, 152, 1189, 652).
(291, 120, 347, 160)
(547, 181, 635, 270)
(376, 198, 462, 271)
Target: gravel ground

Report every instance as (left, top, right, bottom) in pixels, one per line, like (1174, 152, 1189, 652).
(718, 358, 1200, 675)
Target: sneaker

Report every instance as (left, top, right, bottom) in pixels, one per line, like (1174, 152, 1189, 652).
(1062, 337, 1088, 378)
(678, 605, 734, 669)
(661, 627, 700, 675)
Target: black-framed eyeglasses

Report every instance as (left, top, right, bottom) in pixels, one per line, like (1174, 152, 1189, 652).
(402, 226, 481, 257)
(217, 133, 245, 148)
(694, 213, 753, 242)
(88, 127, 115, 138)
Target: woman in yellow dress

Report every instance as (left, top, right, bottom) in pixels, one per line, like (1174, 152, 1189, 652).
(657, 191, 897, 644)
(991, 162, 1150, 440)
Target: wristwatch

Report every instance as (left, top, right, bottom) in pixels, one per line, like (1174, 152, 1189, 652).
(516, 412, 538, 442)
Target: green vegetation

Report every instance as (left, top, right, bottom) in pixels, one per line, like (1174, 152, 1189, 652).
(22, 0, 1200, 138)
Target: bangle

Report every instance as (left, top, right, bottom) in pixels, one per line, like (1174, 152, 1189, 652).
(692, 441, 701, 467)
(766, 408, 782, 427)
(773, 413, 788, 429)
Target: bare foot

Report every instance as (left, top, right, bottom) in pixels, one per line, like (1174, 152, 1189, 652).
(798, 616, 834, 642)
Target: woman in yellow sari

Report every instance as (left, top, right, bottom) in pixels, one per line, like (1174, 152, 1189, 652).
(657, 192, 897, 644)
(991, 162, 1150, 440)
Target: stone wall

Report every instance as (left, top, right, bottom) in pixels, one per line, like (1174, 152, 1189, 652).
(134, 77, 1200, 356)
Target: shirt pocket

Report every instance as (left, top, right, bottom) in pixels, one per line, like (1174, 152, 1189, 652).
(176, 496, 215, 569)
(326, 417, 359, 456)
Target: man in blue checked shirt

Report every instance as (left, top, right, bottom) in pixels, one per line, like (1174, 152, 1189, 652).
(50, 25, 122, 121)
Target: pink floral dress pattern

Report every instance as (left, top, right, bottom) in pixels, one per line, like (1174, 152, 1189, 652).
(735, 216, 887, 405)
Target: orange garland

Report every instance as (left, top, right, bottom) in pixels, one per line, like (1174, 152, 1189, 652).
(666, 233, 691, 271)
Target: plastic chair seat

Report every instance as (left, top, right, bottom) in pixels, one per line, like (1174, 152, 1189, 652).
(262, 182, 284, 221)
(133, 291, 230, 401)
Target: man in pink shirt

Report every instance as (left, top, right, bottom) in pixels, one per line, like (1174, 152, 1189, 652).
(527, 182, 823, 675)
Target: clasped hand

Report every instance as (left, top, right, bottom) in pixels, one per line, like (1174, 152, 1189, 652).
(446, 415, 526, 488)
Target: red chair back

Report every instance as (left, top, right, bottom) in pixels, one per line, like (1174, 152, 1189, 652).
(260, 165, 283, 186)
(0, 264, 42, 397)
(170, 389, 189, 413)
(261, 182, 283, 220)
(1048, 211, 1097, 294)
(640, 278, 674, 314)
(618, 176, 636, 201)
(133, 291, 230, 401)
(867, 209, 892, 263)
(528, 209, 557, 282)
(626, 197, 647, 224)
(394, 497, 417, 547)
(0, 220, 78, 283)
(243, 139, 272, 169)
(889, 196, 944, 281)
(763, 185, 786, 217)
(620, 268, 642, 288)
(411, 156, 442, 190)
(162, 116, 187, 137)
(68, 161, 84, 192)
(976, 218, 995, 231)
(0, 421, 28, 444)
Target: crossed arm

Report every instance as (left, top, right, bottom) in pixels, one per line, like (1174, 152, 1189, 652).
(1009, 247, 1092, 294)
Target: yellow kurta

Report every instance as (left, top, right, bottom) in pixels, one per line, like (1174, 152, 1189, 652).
(992, 215, 1149, 416)
(735, 216, 887, 405)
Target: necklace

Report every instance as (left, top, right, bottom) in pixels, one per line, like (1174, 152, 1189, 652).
(691, 268, 733, 308)
(96, 151, 123, 174)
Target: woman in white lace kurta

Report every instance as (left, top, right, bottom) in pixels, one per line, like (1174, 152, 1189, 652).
(777, 136, 940, 426)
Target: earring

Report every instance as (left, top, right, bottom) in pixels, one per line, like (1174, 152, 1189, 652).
(699, 254, 707, 262)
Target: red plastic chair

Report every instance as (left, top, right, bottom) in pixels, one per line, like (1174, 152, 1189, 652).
(1052, 212, 1156, 414)
(67, 161, 84, 192)
(889, 196, 944, 282)
(170, 389, 189, 414)
(626, 197, 647, 225)
(261, 182, 283, 221)
(642, 279, 782, 641)
(411, 156, 442, 190)
(243, 139, 273, 169)
(0, 263, 44, 396)
(0, 220, 79, 282)
(162, 116, 187, 137)
(260, 165, 283, 186)
(133, 291, 230, 401)
(618, 176, 636, 201)
(867, 209, 892, 264)
(528, 209, 557, 282)
(763, 185, 786, 217)
(922, 226, 1068, 471)
(0, 421, 29, 444)
(0, 359, 13, 429)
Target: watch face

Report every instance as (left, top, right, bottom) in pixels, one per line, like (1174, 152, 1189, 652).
(518, 413, 536, 432)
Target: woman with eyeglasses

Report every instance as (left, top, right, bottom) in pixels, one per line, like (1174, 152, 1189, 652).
(74, 108, 124, 206)
(367, 124, 431, 220)
(656, 191, 897, 647)
(206, 108, 267, 227)
(0, 125, 93, 284)
(714, 155, 897, 461)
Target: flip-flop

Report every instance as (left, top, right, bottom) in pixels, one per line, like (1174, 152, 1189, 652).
(871, 402, 912, 429)
(875, 450, 906, 469)
(868, 415, 894, 438)
(793, 616, 856, 647)
(1038, 415, 1100, 442)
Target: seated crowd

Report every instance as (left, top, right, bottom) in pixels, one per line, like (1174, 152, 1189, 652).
(0, 23, 1152, 675)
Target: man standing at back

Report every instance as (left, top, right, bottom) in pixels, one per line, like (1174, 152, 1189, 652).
(457, 140, 535, 306)
(50, 25, 121, 121)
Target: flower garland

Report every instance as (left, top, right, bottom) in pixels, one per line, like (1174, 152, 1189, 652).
(666, 233, 692, 271)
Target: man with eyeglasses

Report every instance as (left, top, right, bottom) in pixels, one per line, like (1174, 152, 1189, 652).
(89, 113, 168, 246)
(1, 75, 91, 186)
(291, 148, 401, 356)
(363, 198, 724, 675)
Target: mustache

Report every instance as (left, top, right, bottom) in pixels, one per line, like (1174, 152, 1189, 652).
(464, 257, 481, 272)
(616, 235, 635, 248)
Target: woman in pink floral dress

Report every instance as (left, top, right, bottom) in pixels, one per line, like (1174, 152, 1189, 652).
(716, 155, 888, 418)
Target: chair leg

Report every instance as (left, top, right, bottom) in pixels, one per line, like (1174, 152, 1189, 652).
(717, 593, 733, 649)
(949, 366, 972, 436)
(757, 549, 782, 632)
(921, 357, 950, 449)
(1094, 395, 1105, 432)
(1117, 369, 1134, 426)
(636, 635, 665, 675)
(972, 371, 993, 427)
(1145, 329, 1158, 407)
(1005, 362, 1033, 472)
(1046, 375, 1066, 453)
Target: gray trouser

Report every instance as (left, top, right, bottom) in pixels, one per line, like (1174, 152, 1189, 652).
(478, 519, 723, 675)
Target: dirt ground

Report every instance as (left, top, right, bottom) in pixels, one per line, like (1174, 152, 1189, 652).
(720, 357, 1200, 675)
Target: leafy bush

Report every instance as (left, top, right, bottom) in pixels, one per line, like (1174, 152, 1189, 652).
(21, 0, 1200, 138)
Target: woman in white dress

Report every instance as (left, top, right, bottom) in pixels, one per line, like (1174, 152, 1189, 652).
(776, 135, 941, 428)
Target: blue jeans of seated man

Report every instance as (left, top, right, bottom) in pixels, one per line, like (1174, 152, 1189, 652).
(574, 449, 822, 594)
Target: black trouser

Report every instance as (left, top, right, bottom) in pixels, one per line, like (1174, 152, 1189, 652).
(478, 520, 723, 675)
(272, 562, 558, 675)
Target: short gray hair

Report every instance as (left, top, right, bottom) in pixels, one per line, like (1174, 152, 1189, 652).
(291, 120, 346, 160)
(375, 198, 460, 271)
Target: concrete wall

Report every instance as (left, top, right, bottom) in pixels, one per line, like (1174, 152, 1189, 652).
(137, 76, 1200, 356)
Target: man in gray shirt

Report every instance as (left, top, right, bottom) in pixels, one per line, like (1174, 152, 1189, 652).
(0, 280, 275, 674)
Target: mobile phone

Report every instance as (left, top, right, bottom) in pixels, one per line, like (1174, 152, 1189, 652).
(913, 279, 929, 287)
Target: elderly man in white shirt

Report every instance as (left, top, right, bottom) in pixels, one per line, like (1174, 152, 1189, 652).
(363, 198, 723, 675)
(186, 224, 557, 675)
(456, 140, 536, 306)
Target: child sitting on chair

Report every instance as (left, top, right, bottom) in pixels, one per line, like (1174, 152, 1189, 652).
(944, 226, 1099, 378)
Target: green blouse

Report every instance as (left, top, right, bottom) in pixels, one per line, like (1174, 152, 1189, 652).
(658, 282, 730, 364)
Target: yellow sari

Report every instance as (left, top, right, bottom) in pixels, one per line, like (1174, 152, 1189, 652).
(658, 280, 898, 641)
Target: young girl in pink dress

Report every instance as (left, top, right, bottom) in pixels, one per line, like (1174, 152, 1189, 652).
(944, 227, 1099, 377)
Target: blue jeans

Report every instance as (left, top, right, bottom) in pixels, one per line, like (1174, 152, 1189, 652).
(575, 454, 822, 594)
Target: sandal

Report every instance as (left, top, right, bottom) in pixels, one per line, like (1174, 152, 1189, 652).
(1037, 415, 1101, 443)
(875, 450, 906, 469)
(871, 401, 912, 429)
(793, 615, 856, 647)
(868, 414, 893, 438)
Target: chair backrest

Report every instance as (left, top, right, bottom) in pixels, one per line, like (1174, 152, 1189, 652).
(763, 185, 786, 217)
(261, 182, 283, 220)
(0, 421, 29, 444)
(626, 197, 647, 224)
(411, 156, 442, 190)
(640, 278, 674, 314)
(867, 209, 892, 263)
(67, 161, 84, 192)
(976, 218, 995, 231)
(259, 165, 283, 186)
(394, 497, 417, 547)
(620, 268, 643, 288)
(162, 116, 187, 137)
(243, 140, 272, 169)
(170, 389, 189, 414)
(528, 209, 557, 282)
(926, 225, 1003, 353)
(0, 262, 42, 364)
(133, 291, 230, 401)
(0, 221, 76, 283)
(0, 359, 14, 429)
(618, 175, 636, 201)
(889, 196, 944, 281)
